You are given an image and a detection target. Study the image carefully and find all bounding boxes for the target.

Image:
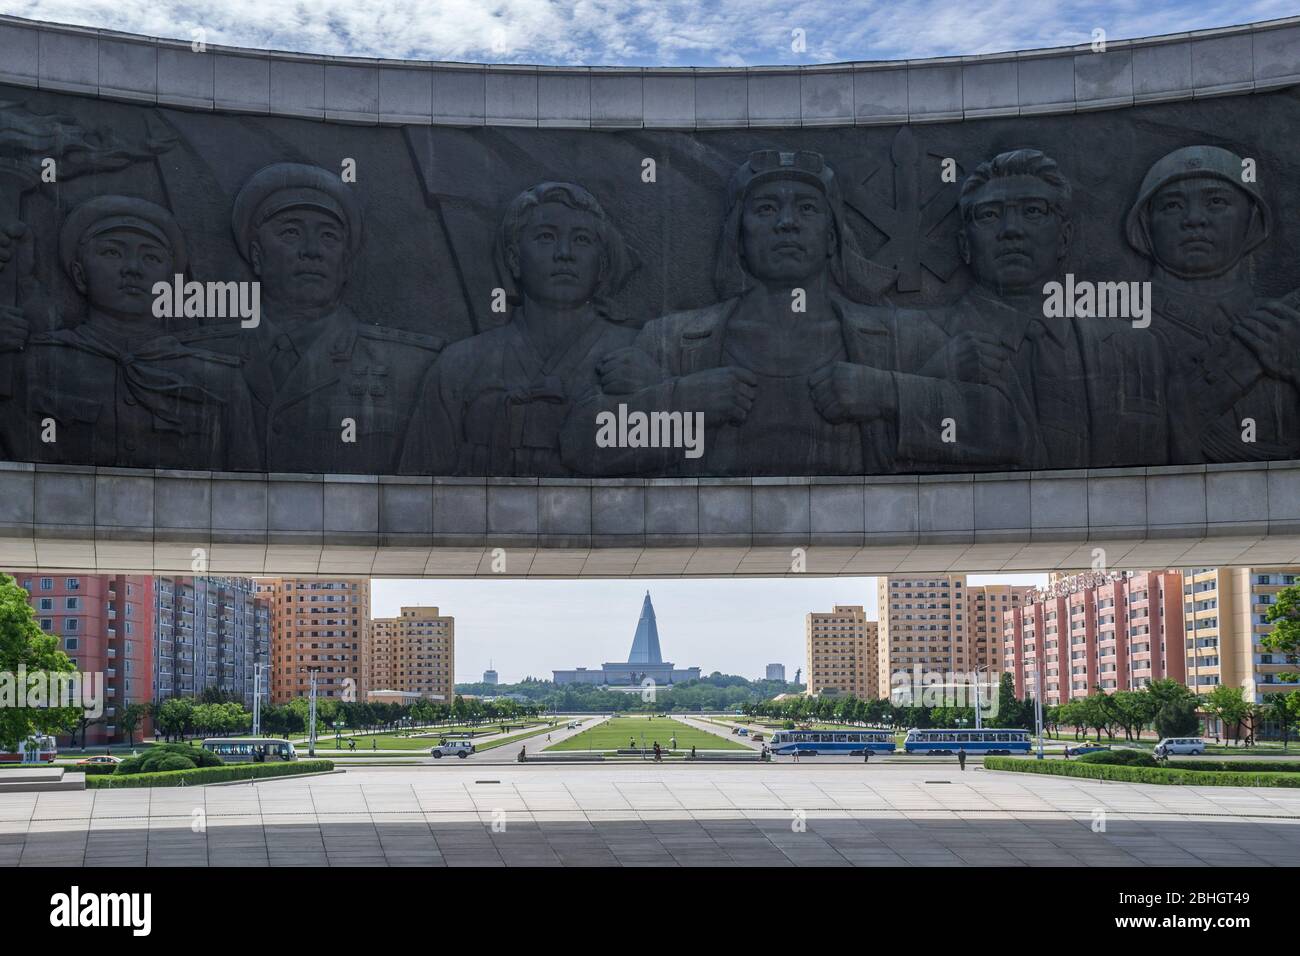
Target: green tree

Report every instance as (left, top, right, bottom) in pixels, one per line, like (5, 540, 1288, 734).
(1263, 584, 1300, 660)
(0, 573, 80, 751)
(119, 702, 149, 746)
(1154, 698, 1200, 739)
(1206, 685, 1250, 745)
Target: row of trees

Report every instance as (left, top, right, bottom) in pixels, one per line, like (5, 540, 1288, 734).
(454, 674, 803, 714)
(747, 673, 1300, 748)
(1055, 682, 1300, 747)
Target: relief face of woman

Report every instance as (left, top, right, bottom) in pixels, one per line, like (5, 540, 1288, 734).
(509, 201, 605, 309)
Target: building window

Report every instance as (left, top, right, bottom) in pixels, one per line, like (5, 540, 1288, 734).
(65, 638, 78, 650)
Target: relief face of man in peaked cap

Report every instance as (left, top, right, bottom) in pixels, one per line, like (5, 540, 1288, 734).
(1126, 145, 1299, 461)
(569, 149, 1035, 476)
(15, 196, 261, 470)
(181, 162, 444, 473)
(400, 181, 641, 476)
(940, 148, 1174, 469)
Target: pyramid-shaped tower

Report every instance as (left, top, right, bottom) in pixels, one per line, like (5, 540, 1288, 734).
(626, 591, 663, 664)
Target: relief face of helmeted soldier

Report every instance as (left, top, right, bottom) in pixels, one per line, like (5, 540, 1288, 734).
(14, 196, 261, 470)
(399, 181, 637, 475)
(568, 149, 1037, 476)
(180, 162, 443, 473)
(943, 148, 1173, 469)
(1125, 146, 1298, 460)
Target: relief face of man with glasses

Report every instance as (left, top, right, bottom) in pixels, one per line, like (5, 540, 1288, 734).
(569, 149, 1039, 477)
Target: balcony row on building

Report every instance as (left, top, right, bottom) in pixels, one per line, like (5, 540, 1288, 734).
(805, 570, 1300, 708)
(7, 573, 456, 746)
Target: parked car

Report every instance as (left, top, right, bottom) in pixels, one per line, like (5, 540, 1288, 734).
(1154, 737, 1206, 758)
(737, 728, 749, 736)
(751, 733, 765, 742)
(430, 741, 476, 759)
(1065, 745, 1109, 757)
(76, 755, 122, 766)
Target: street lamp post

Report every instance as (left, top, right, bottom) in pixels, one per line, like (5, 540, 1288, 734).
(972, 664, 990, 731)
(303, 667, 321, 758)
(252, 661, 262, 737)
(1026, 657, 1045, 760)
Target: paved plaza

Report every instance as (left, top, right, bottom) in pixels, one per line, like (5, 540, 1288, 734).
(2, 764, 1298, 867)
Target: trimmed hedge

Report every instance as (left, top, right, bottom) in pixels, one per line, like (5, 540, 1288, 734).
(986, 756, 1300, 788)
(1077, 749, 1157, 767)
(1168, 759, 1300, 774)
(87, 760, 334, 789)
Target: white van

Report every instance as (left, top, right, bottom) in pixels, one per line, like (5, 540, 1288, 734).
(430, 741, 475, 759)
(1154, 737, 1206, 757)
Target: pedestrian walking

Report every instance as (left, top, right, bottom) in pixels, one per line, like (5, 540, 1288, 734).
(690, 745, 697, 760)
(863, 748, 871, 764)
(957, 747, 967, 771)
(653, 741, 662, 762)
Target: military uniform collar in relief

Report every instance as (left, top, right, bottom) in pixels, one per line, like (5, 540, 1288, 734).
(1150, 280, 1252, 340)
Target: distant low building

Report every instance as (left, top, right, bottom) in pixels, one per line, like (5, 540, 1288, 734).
(553, 592, 701, 687)
(367, 689, 422, 705)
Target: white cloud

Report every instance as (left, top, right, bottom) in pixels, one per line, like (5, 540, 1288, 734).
(2, 0, 1294, 65)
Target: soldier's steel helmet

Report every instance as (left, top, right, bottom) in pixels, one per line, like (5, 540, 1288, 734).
(59, 195, 188, 278)
(232, 162, 363, 261)
(1125, 145, 1270, 260)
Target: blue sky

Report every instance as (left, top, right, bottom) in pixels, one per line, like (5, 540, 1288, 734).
(374, 574, 1049, 685)
(2, 0, 1294, 66)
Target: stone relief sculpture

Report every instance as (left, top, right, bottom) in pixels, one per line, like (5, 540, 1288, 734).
(929, 148, 1177, 470)
(179, 163, 444, 473)
(0, 86, 1295, 479)
(1124, 146, 1300, 461)
(12, 196, 261, 470)
(399, 182, 641, 476)
(564, 150, 1038, 476)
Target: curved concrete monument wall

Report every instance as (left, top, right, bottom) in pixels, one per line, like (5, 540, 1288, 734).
(1, 14, 1300, 574)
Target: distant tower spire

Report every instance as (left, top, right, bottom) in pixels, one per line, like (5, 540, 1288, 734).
(627, 592, 663, 664)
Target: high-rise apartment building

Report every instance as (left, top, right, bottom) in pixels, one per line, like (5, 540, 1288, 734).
(369, 606, 455, 702)
(805, 605, 876, 698)
(14, 572, 155, 746)
(765, 663, 786, 682)
(258, 578, 370, 703)
(1183, 567, 1300, 703)
(154, 576, 270, 708)
(877, 576, 1029, 700)
(1002, 570, 1185, 705)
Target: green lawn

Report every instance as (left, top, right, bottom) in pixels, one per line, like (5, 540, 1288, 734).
(546, 716, 746, 752)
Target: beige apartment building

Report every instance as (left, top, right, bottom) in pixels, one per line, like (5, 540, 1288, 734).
(1183, 567, 1300, 703)
(805, 605, 876, 698)
(369, 605, 456, 703)
(877, 576, 1029, 700)
(257, 578, 371, 704)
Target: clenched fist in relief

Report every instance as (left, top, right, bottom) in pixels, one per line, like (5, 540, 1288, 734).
(809, 362, 891, 424)
(674, 366, 758, 425)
